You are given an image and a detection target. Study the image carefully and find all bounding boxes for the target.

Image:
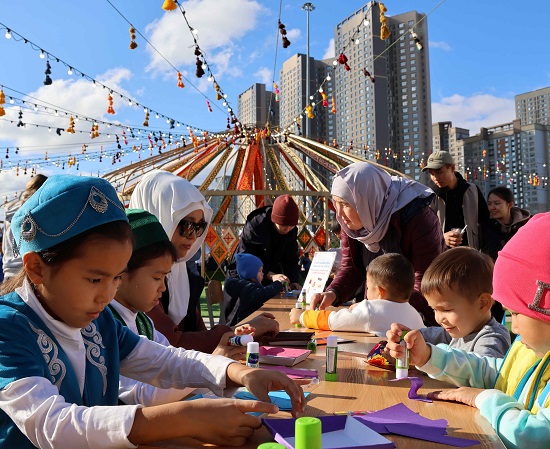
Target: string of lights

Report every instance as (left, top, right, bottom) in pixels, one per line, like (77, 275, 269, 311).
(166, 0, 242, 132)
(104, 0, 230, 119)
(0, 21, 212, 134)
(0, 87, 196, 141)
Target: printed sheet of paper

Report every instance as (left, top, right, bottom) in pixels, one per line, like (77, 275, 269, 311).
(302, 251, 337, 303)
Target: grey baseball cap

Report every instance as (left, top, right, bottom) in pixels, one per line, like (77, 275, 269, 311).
(422, 151, 454, 172)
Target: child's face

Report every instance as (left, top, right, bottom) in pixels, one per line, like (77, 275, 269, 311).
(426, 288, 490, 339)
(116, 253, 173, 313)
(257, 266, 264, 284)
(510, 310, 550, 356)
(172, 209, 205, 259)
(35, 237, 132, 328)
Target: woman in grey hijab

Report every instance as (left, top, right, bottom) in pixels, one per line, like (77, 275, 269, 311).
(310, 162, 445, 326)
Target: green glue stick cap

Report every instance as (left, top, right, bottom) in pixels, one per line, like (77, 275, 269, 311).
(295, 416, 322, 449)
(400, 330, 409, 341)
(257, 444, 286, 449)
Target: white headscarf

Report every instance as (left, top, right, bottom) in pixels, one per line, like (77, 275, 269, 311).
(129, 170, 213, 324)
(331, 162, 433, 253)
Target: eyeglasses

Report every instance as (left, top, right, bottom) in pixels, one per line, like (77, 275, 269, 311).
(178, 219, 208, 238)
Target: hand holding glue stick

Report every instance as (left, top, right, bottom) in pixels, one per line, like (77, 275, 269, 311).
(384, 323, 433, 369)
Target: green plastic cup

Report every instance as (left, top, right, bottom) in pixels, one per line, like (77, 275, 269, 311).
(257, 443, 286, 449)
(295, 416, 322, 449)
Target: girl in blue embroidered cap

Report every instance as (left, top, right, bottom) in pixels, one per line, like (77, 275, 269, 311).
(0, 175, 304, 449)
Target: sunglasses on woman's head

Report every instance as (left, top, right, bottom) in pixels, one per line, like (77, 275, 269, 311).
(178, 219, 208, 238)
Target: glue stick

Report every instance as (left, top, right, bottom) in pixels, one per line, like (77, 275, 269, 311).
(325, 335, 338, 381)
(246, 341, 260, 368)
(295, 417, 322, 449)
(294, 301, 303, 328)
(395, 330, 409, 379)
(227, 334, 254, 347)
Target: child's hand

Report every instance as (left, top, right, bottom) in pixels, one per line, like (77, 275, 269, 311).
(385, 323, 431, 367)
(271, 273, 289, 284)
(185, 398, 278, 446)
(289, 308, 303, 325)
(234, 324, 255, 336)
(229, 365, 306, 418)
(214, 332, 247, 360)
(241, 313, 279, 338)
(428, 387, 484, 408)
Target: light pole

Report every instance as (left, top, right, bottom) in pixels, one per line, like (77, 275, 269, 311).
(302, 2, 315, 139)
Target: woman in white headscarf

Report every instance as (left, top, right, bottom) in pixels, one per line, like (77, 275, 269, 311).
(129, 170, 278, 352)
(309, 162, 445, 326)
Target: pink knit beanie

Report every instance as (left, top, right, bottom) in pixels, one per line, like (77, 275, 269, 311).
(493, 212, 550, 323)
(271, 195, 299, 226)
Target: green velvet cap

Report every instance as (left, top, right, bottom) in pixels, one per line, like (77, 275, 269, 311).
(126, 208, 169, 250)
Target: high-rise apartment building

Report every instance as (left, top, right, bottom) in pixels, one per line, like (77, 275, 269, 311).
(432, 121, 470, 173)
(516, 86, 550, 126)
(333, 2, 432, 179)
(237, 83, 279, 129)
(278, 54, 336, 143)
(457, 120, 550, 213)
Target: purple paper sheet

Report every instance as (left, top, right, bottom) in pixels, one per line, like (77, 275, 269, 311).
(356, 403, 447, 430)
(356, 403, 480, 447)
(384, 423, 479, 447)
(262, 416, 395, 449)
(390, 376, 432, 402)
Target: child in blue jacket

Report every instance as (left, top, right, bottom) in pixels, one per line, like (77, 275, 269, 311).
(224, 253, 283, 325)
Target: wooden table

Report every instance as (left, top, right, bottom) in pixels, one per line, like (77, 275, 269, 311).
(147, 297, 506, 449)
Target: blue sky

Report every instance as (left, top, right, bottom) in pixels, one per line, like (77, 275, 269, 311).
(1, 0, 549, 203)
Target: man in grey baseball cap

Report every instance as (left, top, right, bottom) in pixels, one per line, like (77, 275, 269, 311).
(423, 151, 488, 250)
(422, 150, 455, 171)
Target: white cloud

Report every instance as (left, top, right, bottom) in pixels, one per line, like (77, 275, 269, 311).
(254, 67, 273, 85)
(432, 93, 515, 134)
(429, 41, 452, 51)
(323, 38, 335, 59)
(145, 0, 265, 78)
(285, 28, 301, 43)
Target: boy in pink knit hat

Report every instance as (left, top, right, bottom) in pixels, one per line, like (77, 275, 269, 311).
(385, 212, 550, 448)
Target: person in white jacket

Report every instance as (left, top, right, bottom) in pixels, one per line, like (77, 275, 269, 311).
(290, 253, 425, 336)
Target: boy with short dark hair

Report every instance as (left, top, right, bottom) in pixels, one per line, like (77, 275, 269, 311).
(419, 247, 510, 357)
(224, 253, 284, 325)
(290, 253, 425, 336)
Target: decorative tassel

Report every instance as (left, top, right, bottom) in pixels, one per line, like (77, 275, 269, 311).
(331, 96, 336, 114)
(0, 89, 5, 117)
(66, 116, 75, 134)
(143, 110, 149, 127)
(206, 100, 212, 112)
(411, 31, 423, 51)
(177, 72, 185, 88)
(107, 93, 115, 114)
(273, 82, 280, 102)
(363, 68, 375, 83)
(44, 60, 53, 85)
(162, 0, 177, 11)
(380, 22, 390, 40)
(306, 105, 314, 119)
(214, 82, 222, 100)
(17, 109, 24, 127)
(338, 53, 351, 71)
(379, 3, 391, 40)
(321, 91, 328, 107)
(278, 21, 291, 48)
(129, 27, 138, 49)
(195, 58, 205, 78)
